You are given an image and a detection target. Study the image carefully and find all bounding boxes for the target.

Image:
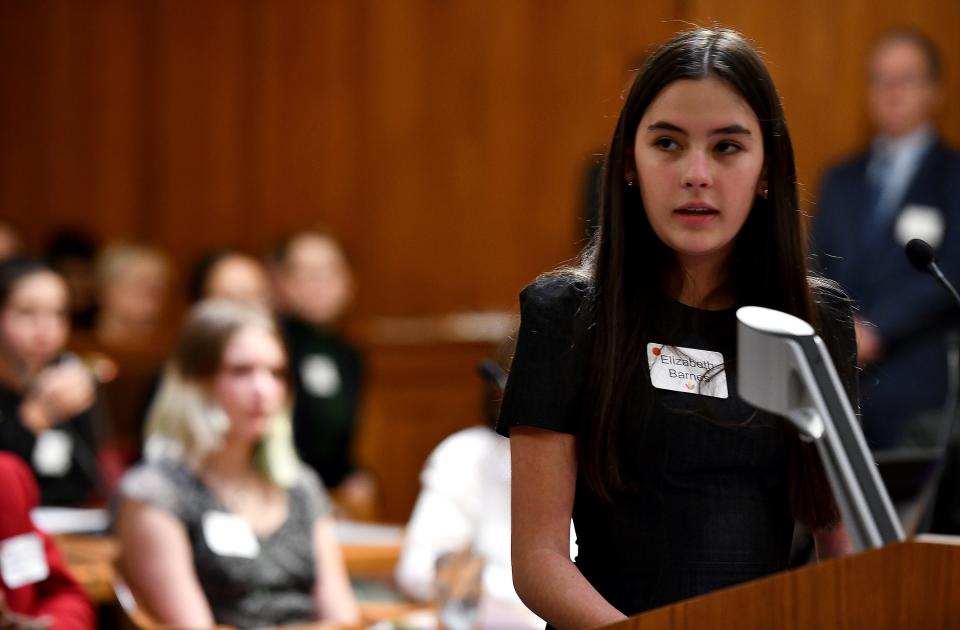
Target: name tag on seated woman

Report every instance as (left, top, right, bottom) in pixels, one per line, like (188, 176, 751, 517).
(0, 533, 49, 589)
(647, 343, 728, 398)
(32, 430, 73, 477)
(202, 511, 261, 559)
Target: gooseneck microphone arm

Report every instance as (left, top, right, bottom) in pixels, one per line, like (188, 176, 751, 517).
(904, 239, 960, 533)
(905, 239, 960, 312)
(904, 238, 960, 451)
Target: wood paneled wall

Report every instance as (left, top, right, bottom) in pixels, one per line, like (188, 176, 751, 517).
(2, 1, 958, 315)
(0, 0, 677, 316)
(3, 1, 959, 521)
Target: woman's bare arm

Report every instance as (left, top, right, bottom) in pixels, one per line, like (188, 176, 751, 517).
(814, 521, 854, 560)
(116, 497, 214, 627)
(312, 516, 360, 624)
(510, 426, 626, 630)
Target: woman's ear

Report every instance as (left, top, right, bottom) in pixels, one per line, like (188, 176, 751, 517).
(624, 144, 637, 186)
(756, 163, 768, 198)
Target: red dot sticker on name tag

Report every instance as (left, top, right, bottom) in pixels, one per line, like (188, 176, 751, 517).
(647, 343, 728, 399)
(0, 532, 50, 589)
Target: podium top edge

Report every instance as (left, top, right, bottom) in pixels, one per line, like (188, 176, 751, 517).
(913, 533, 960, 546)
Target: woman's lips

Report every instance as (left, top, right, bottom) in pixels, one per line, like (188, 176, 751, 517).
(673, 206, 719, 224)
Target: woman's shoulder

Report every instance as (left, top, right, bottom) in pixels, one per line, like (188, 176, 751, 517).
(291, 464, 323, 494)
(118, 459, 196, 517)
(518, 273, 594, 329)
(290, 464, 334, 519)
(520, 272, 593, 306)
(0, 452, 37, 511)
(514, 273, 595, 349)
(120, 459, 185, 490)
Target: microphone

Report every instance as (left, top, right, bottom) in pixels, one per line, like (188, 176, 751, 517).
(903, 239, 960, 535)
(905, 239, 960, 310)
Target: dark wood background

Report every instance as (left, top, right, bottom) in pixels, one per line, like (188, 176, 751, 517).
(2, 0, 959, 520)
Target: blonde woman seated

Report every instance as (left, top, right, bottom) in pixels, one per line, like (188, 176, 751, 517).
(115, 300, 359, 628)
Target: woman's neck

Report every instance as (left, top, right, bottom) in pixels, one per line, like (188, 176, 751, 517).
(201, 437, 259, 483)
(670, 253, 734, 310)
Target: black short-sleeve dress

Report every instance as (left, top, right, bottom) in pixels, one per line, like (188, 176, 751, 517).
(119, 460, 333, 628)
(498, 274, 857, 617)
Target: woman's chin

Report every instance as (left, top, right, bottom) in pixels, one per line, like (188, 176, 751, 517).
(226, 415, 274, 445)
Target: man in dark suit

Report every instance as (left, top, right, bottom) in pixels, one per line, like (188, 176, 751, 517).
(812, 29, 960, 450)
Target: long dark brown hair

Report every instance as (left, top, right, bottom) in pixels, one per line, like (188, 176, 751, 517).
(572, 27, 846, 530)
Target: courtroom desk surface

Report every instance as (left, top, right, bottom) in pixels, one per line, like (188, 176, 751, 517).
(57, 523, 405, 604)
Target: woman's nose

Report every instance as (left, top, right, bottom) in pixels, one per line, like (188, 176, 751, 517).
(681, 152, 713, 189)
(251, 370, 275, 395)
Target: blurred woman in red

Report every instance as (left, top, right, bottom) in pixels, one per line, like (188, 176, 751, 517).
(0, 452, 94, 630)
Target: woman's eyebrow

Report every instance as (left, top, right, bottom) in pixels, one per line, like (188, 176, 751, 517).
(646, 121, 753, 136)
(710, 124, 752, 136)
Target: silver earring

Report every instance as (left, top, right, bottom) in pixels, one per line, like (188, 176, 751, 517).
(761, 187, 768, 200)
(626, 180, 635, 187)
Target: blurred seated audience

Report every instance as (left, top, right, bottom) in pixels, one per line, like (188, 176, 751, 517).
(45, 231, 99, 332)
(188, 248, 272, 309)
(270, 229, 375, 518)
(70, 241, 173, 488)
(0, 257, 100, 506)
(92, 242, 171, 353)
(115, 300, 359, 628)
(0, 452, 95, 630)
(98, 248, 274, 489)
(395, 360, 573, 629)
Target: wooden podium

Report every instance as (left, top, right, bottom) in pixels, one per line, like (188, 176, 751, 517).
(602, 536, 960, 630)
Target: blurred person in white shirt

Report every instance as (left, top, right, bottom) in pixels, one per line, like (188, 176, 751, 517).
(395, 359, 576, 629)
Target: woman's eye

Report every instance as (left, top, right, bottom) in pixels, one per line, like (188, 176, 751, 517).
(715, 141, 742, 154)
(654, 137, 679, 151)
(226, 364, 254, 377)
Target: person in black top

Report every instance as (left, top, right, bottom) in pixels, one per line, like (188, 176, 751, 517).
(188, 248, 273, 310)
(499, 28, 859, 629)
(270, 230, 375, 517)
(0, 257, 99, 505)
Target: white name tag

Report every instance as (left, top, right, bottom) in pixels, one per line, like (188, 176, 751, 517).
(32, 430, 73, 477)
(647, 343, 728, 399)
(301, 355, 342, 398)
(0, 533, 49, 589)
(202, 511, 260, 559)
(894, 204, 944, 249)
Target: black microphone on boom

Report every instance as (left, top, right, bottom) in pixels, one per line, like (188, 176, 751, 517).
(902, 238, 960, 535)
(905, 239, 960, 311)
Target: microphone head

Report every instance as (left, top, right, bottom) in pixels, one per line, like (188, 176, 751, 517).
(905, 238, 936, 271)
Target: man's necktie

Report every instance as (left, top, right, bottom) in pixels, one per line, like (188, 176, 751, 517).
(862, 150, 895, 251)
